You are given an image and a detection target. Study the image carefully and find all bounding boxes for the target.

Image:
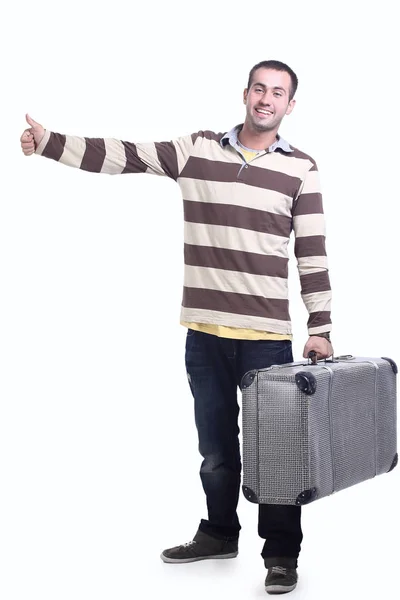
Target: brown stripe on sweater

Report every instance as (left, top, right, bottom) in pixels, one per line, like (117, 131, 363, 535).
(183, 200, 292, 237)
(191, 130, 224, 145)
(300, 271, 331, 295)
(42, 132, 66, 161)
(203, 130, 225, 142)
(81, 138, 106, 172)
(292, 193, 323, 216)
(180, 157, 240, 182)
(295, 235, 326, 258)
(182, 287, 290, 321)
(155, 142, 179, 180)
(307, 311, 331, 329)
(243, 164, 301, 195)
(286, 147, 317, 166)
(180, 156, 301, 195)
(121, 141, 148, 174)
(184, 244, 288, 278)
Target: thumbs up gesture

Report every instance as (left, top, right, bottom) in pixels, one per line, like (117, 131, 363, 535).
(20, 114, 45, 156)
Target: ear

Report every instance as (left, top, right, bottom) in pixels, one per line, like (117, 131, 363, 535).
(243, 88, 248, 105)
(286, 99, 296, 116)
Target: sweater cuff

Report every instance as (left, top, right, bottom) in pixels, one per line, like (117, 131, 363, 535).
(35, 129, 51, 155)
(311, 332, 331, 341)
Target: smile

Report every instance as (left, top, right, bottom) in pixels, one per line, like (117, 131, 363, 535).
(255, 109, 273, 116)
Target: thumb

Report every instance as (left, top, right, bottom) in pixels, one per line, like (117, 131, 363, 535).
(26, 113, 42, 130)
(25, 113, 45, 146)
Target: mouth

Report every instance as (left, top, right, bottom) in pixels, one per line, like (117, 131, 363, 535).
(255, 108, 273, 117)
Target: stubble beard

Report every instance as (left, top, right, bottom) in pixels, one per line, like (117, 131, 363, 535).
(249, 111, 282, 133)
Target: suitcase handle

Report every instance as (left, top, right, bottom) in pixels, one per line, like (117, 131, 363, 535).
(259, 354, 355, 373)
(307, 351, 336, 365)
(307, 352, 355, 365)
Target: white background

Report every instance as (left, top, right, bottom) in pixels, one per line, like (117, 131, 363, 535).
(1, 1, 399, 598)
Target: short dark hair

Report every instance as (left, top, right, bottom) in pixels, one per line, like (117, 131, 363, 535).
(247, 60, 298, 101)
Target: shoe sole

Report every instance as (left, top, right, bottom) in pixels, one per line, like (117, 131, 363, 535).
(265, 583, 297, 594)
(160, 551, 238, 564)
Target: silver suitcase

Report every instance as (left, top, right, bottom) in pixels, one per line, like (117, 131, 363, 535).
(241, 355, 398, 505)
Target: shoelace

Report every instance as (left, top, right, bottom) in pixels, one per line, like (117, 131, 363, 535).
(182, 540, 197, 548)
(271, 566, 287, 576)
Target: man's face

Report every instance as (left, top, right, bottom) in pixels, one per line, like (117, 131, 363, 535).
(243, 68, 295, 132)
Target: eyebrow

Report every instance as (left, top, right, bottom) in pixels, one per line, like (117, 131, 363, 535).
(252, 83, 287, 93)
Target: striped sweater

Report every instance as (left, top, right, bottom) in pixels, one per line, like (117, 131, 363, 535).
(35, 125, 332, 336)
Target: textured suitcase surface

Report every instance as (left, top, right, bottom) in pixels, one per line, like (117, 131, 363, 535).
(241, 356, 398, 506)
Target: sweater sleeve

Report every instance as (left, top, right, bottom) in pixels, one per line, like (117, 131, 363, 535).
(35, 129, 194, 180)
(292, 161, 332, 336)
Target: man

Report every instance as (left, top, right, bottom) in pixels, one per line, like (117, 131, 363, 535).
(20, 59, 333, 595)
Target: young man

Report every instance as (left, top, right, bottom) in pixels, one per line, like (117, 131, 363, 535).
(20, 60, 333, 595)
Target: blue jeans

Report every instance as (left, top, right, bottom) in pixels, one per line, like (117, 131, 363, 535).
(185, 329, 303, 564)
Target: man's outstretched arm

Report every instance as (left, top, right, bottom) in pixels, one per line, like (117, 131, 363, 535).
(20, 114, 192, 180)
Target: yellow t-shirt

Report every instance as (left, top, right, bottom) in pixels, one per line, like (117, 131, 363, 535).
(182, 146, 292, 341)
(181, 321, 291, 340)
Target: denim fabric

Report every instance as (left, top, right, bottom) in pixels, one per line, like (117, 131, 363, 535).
(185, 329, 303, 562)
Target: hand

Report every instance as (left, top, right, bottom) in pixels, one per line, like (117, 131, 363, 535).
(302, 336, 333, 360)
(20, 114, 45, 156)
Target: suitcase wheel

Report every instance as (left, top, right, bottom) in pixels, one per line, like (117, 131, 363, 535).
(295, 371, 317, 395)
(295, 487, 318, 505)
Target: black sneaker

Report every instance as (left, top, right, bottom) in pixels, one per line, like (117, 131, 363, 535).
(160, 529, 238, 563)
(264, 566, 298, 594)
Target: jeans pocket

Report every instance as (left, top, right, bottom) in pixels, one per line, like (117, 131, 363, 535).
(267, 340, 293, 364)
(243, 339, 293, 371)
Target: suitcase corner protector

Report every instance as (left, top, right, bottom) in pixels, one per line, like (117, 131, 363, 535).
(381, 357, 398, 374)
(242, 485, 259, 503)
(241, 370, 257, 390)
(295, 487, 318, 505)
(388, 453, 398, 472)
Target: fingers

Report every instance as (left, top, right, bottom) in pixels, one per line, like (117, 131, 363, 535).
(21, 146, 35, 155)
(302, 337, 333, 360)
(20, 128, 35, 155)
(20, 129, 32, 141)
(22, 113, 45, 155)
(302, 347, 333, 360)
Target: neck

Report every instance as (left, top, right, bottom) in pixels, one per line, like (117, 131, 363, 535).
(238, 121, 279, 150)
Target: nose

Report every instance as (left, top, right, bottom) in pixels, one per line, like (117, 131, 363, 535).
(259, 90, 273, 105)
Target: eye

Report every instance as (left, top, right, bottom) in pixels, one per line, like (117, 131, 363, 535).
(274, 92, 282, 97)
(254, 87, 264, 93)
